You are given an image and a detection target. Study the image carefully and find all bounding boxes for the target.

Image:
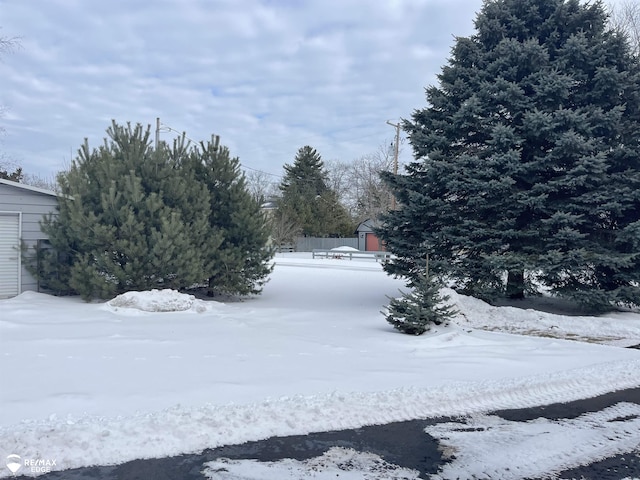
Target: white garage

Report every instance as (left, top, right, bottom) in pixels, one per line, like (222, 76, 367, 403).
(0, 179, 59, 298)
(0, 211, 21, 297)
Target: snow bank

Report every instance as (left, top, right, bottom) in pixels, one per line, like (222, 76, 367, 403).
(330, 246, 360, 252)
(106, 289, 220, 313)
(448, 288, 640, 347)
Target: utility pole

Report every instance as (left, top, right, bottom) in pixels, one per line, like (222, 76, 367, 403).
(386, 120, 401, 210)
(211, 134, 220, 151)
(155, 117, 161, 151)
(155, 117, 161, 175)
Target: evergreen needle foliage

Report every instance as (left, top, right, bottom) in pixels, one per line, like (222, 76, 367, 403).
(275, 146, 353, 238)
(377, 0, 640, 312)
(34, 121, 273, 300)
(384, 275, 457, 335)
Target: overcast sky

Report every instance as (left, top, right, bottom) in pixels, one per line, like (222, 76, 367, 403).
(0, 0, 625, 182)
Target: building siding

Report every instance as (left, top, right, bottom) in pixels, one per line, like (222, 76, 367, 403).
(0, 181, 59, 295)
(355, 219, 385, 251)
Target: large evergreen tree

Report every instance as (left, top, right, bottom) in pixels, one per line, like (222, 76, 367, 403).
(377, 0, 640, 311)
(36, 121, 272, 299)
(276, 146, 353, 237)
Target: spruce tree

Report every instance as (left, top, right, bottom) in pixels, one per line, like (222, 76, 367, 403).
(276, 146, 353, 237)
(377, 0, 640, 311)
(384, 274, 457, 335)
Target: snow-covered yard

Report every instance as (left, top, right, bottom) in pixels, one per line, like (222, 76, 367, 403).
(1, 253, 639, 478)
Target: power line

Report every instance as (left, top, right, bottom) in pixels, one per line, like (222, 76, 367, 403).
(156, 118, 283, 181)
(155, 117, 403, 188)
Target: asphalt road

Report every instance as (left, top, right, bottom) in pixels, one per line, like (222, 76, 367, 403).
(13, 386, 640, 480)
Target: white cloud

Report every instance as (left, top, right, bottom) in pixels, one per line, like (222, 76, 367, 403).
(0, 0, 483, 177)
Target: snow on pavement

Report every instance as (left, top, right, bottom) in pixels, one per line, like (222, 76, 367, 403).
(426, 402, 640, 480)
(1, 253, 639, 476)
(199, 402, 640, 480)
(203, 447, 422, 479)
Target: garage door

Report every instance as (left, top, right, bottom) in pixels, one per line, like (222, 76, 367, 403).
(0, 213, 20, 298)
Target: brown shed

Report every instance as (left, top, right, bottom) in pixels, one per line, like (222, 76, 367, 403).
(355, 218, 385, 251)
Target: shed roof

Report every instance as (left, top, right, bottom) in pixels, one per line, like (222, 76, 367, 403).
(355, 218, 383, 235)
(355, 218, 382, 230)
(0, 178, 59, 197)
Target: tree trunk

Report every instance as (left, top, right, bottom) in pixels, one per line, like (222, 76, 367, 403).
(506, 270, 525, 299)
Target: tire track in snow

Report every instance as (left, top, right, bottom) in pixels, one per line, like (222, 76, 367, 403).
(426, 402, 640, 480)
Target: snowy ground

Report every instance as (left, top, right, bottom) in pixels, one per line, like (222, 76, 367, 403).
(1, 252, 640, 478)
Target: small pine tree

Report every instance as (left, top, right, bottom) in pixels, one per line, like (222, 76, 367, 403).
(384, 274, 457, 335)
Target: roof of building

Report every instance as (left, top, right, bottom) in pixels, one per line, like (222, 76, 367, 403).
(0, 178, 59, 197)
(356, 218, 382, 230)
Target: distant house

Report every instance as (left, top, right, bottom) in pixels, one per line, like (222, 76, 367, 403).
(0, 179, 59, 298)
(355, 218, 385, 251)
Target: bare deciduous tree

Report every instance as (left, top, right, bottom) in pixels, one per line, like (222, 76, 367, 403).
(267, 208, 302, 251)
(0, 32, 58, 191)
(609, 0, 640, 56)
(0, 32, 19, 53)
(325, 143, 398, 223)
(244, 168, 279, 203)
(324, 158, 352, 211)
(1, 30, 21, 173)
(22, 172, 59, 192)
(349, 145, 396, 222)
